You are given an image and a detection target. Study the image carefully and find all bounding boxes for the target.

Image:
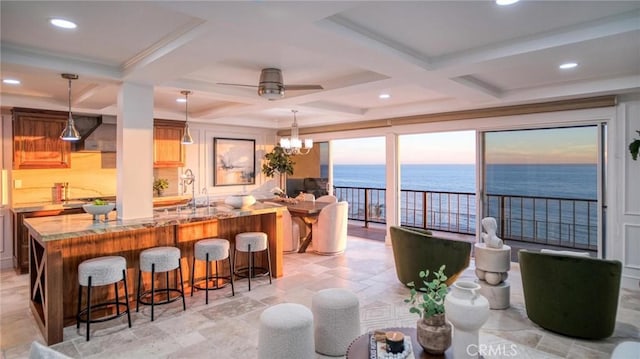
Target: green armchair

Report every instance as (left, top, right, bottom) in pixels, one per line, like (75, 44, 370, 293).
(389, 226, 472, 288)
(518, 250, 622, 339)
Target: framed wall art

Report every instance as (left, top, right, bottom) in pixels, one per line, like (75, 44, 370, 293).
(213, 137, 256, 186)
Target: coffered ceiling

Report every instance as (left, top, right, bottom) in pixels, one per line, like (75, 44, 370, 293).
(1, 1, 639, 130)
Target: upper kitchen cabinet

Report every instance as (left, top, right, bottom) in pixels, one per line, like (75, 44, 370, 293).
(13, 108, 71, 169)
(154, 119, 185, 168)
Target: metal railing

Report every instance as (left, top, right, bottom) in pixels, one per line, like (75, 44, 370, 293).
(333, 186, 598, 250)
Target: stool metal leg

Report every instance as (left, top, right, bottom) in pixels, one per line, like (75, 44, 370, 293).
(122, 269, 132, 328)
(178, 260, 186, 311)
(77, 284, 82, 329)
(205, 253, 210, 304)
(114, 281, 120, 315)
(151, 263, 155, 322)
(165, 271, 170, 302)
(266, 243, 273, 285)
(248, 244, 252, 292)
(190, 256, 196, 297)
(136, 268, 142, 313)
(86, 276, 92, 341)
(228, 249, 235, 296)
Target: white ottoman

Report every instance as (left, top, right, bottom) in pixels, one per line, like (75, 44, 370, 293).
(312, 288, 361, 356)
(258, 303, 314, 359)
(611, 341, 640, 359)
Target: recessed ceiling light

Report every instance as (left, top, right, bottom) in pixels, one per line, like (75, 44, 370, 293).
(379, 93, 391, 99)
(496, 0, 519, 5)
(176, 98, 187, 103)
(3, 79, 21, 85)
(50, 18, 77, 29)
(559, 62, 578, 70)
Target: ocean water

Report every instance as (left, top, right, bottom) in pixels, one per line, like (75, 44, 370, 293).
(332, 163, 598, 248)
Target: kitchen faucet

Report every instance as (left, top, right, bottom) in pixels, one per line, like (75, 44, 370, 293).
(181, 169, 196, 212)
(201, 187, 209, 208)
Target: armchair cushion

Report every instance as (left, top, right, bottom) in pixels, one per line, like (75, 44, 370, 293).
(390, 226, 471, 288)
(518, 249, 622, 339)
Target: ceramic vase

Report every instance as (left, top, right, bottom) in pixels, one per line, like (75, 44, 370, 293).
(416, 313, 452, 355)
(444, 281, 490, 359)
(224, 194, 256, 209)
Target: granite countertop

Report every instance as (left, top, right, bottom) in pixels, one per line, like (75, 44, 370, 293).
(11, 195, 192, 213)
(23, 202, 284, 242)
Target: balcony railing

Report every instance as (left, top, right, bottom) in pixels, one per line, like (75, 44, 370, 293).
(333, 186, 598, 250)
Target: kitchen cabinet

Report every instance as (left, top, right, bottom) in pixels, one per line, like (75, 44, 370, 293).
(12, 207, 84, 274)
(13, 108, 71, 169)
(154, 119, 185, 168)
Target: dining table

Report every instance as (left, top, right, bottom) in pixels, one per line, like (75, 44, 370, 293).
(277, 199, 330, 253)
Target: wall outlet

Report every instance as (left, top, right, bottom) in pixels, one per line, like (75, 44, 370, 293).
(14, 179, 22, 189)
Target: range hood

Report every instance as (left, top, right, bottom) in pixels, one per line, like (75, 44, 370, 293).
(72, 115, 117, 152)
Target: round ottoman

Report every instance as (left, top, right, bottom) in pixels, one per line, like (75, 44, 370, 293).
(258, 303, 314, 359)
(312, 288, 361, 356)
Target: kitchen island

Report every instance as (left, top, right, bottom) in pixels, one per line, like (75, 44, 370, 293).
(23, 202, 285, 345)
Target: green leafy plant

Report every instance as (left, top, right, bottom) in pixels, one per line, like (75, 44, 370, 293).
(262, 145, 295, 177)
(153, 178, 169, 194)
(404, 265, 448, 319)
(630, 130, 640, 161)
(93, 199, 108, 205)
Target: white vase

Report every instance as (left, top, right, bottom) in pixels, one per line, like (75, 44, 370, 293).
(444, 281, 490, 359)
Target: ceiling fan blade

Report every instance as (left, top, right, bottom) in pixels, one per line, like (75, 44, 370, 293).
(284, 84, 324, 91)
(216, 82, 258, 88)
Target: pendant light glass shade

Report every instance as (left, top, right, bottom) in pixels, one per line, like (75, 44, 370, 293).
(280, 110, 312, 155)
(180, 90, 193, 145)
(60, 73, 81, 141)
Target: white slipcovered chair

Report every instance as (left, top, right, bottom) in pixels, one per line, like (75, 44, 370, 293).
(316, 195, 337, 203)
(312, 201, 348, 255)
(265, 203, 300, 253)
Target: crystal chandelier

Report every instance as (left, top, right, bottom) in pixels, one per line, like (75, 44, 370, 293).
(280, 110, 313, 155)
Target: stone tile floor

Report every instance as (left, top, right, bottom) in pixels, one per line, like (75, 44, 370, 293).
(1, 236, 639, 358)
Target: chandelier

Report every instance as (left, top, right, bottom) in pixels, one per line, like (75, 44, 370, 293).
(280, 110, 313, 155)
(180, 90, 193, 144)
(60, 73, 80, 141)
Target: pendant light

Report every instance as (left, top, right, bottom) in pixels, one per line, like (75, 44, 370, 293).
(280, 110, 312, 155)
(60, 73, 80, 141)
(180, 90, 193, 145)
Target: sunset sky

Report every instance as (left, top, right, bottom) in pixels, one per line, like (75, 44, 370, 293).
(331, 126, 597, 165)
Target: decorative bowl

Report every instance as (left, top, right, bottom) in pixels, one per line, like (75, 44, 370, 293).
(82, 203, 115, 220)
(224, 195, 256, 209)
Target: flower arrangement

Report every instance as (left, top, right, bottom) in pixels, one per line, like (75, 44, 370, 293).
(404, 265, 448, 319)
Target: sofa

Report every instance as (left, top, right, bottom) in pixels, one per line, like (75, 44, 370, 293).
(518, 249, 622, 339)
(389, 226, 472, 288)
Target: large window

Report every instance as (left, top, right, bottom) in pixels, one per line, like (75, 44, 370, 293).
(482, 126, 600, 251)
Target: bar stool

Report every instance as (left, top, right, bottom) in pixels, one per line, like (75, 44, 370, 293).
(136, 246, 186, 321)
(77, 256, 131, 341)
(191, 238, 235, 304)
(234, 232, 272, 291)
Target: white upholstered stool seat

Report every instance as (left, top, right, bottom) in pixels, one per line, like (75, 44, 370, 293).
(258, 303, 314, 359)
(191, 238, 234, 304)
(76, 256, 131, 341)
(136, 246, 186, 321)
(234, 232, 272, 291)
(312, 288, 361, 356)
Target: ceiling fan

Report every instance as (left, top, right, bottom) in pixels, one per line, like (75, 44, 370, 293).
(217, 68, 323, 100)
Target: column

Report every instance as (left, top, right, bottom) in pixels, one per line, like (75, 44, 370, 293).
(116, 82, 154, 220)
(385, 132, 400, 245)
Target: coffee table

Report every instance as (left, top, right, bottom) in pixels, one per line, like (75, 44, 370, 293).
(346, 327, 452, 359)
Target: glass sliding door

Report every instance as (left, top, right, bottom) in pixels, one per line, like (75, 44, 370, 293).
(482, 126, 600, 252)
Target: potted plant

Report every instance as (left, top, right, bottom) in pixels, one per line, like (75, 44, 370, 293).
(262, 145, 295, 194)
(630, 130, 640, 161)
(404, 265, 452, 355)
(153, 178, 169, 196)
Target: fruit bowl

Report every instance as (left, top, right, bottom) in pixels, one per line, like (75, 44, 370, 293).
(224, 195, 256, 209)
(82, 203, 115, 221)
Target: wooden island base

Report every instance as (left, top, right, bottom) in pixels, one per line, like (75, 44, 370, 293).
(26, 208, 284, 345)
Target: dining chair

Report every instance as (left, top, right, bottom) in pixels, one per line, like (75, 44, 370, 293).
(299, 193, 315, 201)
(311, 201, 348, 255)
(316, 195, 337, 203)
(265, 202, 300, 252)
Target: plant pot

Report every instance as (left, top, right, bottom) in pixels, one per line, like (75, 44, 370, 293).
(155, 189, 164, 197)
(416, 313, 451, 355)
